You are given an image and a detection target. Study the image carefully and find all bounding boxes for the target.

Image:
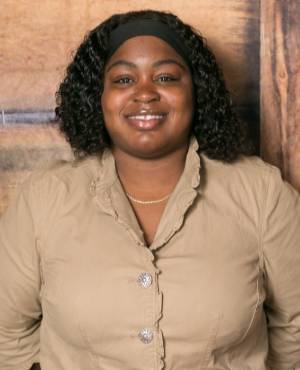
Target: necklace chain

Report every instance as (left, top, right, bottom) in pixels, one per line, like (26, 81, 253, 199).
(126, 192, 171, 205)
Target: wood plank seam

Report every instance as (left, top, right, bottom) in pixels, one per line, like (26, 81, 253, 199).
(0, 110, 56, 124)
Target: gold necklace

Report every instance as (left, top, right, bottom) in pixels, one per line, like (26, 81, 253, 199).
(126, 192, 171, 205)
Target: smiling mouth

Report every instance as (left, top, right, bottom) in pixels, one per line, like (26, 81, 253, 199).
(125, 113, 168, 130)
(126, 113, 168, 131)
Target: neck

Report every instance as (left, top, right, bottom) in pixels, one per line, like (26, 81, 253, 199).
(112, 145, 189, 198)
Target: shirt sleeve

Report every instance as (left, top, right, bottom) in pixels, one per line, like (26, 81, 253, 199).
(262, 166, 300, 369)
(0, 181, 41, 370)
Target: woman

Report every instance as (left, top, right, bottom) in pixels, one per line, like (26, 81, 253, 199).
(0, 9, 300, 370)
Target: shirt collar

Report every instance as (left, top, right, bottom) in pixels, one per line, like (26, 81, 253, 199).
(90, 135, 201, 249)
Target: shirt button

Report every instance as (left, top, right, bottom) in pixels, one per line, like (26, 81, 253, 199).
(137, 272, 152, 288)
(138, 328, 153, 344)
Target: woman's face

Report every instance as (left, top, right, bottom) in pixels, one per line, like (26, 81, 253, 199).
(101, 35, 194, 159)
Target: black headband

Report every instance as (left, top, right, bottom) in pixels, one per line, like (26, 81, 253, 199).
(107, 19, 191, 67)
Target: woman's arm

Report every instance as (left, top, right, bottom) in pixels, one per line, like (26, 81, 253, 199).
(0, 183, 42, 369)
(262, 166, 300, 368)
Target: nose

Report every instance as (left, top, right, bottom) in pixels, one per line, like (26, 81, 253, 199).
(133, 80, 160, 103)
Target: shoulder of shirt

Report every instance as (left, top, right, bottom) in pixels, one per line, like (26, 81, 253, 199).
(199, 153, 283, 187)
(20, 155, 102, 194)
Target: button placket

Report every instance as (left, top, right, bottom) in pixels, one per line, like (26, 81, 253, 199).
(136, 248, 165, 368)
(137, 271, 154, 345)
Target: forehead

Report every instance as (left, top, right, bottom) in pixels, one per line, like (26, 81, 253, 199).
(107, 35, 186, 64)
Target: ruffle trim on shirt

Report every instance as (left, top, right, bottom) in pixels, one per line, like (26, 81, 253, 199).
(142, 249, 165, 368)
(90, 181, 116, 218)
(149, 136, 201, 251)
(137, 246, 164, 368)
(155, 289, 165, 370)
(90, 149, 146, 246)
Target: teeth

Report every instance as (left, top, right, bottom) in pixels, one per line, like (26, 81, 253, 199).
(128, 114, 164, 120)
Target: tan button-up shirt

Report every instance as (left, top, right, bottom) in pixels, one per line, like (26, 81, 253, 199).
(0, 137, 300, 370)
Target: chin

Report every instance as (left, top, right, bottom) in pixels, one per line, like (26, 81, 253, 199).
(112, 131, 188, 159)
(130, 146, 167, 159)
(126, 138, 171, 159)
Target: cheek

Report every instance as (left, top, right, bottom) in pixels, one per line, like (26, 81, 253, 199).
(101, 88, 126, 121)
(101, 90, 115, 120)
(172, 89, 194, 121)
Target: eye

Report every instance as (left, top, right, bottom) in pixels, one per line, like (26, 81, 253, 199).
(113, 76, 133, 85)
(156, 75, 179, 83)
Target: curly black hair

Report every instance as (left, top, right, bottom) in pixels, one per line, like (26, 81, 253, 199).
(56, 9, 252, 162)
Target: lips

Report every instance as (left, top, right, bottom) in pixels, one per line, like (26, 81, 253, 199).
(127, 114, 165, 121)
(124, 110, 168, 130)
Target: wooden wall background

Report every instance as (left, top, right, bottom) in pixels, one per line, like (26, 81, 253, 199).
(261, 0, 300, 189)
(0, 0, 299, 216)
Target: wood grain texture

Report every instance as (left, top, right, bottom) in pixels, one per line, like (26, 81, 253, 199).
(261, 0, 300, 189)
(0, 124, 72, 215)
(0, 0, 89, 110)
(0, 0, 259, 110)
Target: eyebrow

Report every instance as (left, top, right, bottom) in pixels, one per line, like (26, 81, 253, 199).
(153, 59, 186, 70)
(106, 58, 186, 72)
